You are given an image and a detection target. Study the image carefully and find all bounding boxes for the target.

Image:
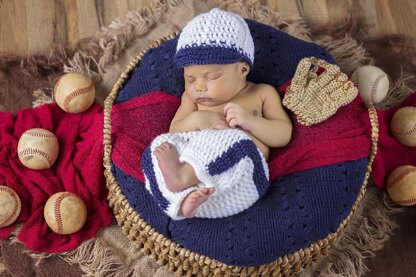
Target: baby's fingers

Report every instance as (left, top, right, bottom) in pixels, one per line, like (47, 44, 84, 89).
(214, 124, 229, 130)
(213, 120, 229, 130)
(225, 110, 238, 123)
(228, 118, 241, 128)
(224, 102, 241, 115)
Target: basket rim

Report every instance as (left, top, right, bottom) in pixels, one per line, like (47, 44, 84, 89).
(102, 32, 379, 276)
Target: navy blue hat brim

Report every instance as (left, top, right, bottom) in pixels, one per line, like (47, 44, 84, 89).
(175, 45, 253, 68)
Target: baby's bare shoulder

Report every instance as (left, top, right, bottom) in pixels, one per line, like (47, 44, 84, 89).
(248, 83, 280, 98)
(248, 82, 276, 92)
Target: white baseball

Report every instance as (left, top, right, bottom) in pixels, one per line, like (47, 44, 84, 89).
(44, 192, 87, 235)
(386, 165, 416, 206)
(17, 128, 59, 170)
(54, 72, 96, 114)
(351, 65, 389, 103)
(0, 186, 21, 228)
(390, 106, 416, 147)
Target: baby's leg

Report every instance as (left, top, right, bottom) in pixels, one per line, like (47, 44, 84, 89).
(181, 187, 215, 218)
(154, 142, 199, 192)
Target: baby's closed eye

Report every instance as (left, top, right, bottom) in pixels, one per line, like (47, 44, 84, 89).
(207, 74, 221, 80)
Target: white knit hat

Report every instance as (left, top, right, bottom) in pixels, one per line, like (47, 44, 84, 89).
(175, 8, 255, 67)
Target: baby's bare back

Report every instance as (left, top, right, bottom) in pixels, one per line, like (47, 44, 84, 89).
(197, 83, 270, 159)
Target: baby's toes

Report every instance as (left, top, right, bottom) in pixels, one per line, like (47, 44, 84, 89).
(161, 142, 172, 150)
(153, 146, 162, 155)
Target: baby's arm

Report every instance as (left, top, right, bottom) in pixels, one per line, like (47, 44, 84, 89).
(224, 84, 292, 147)
(170, 93, 228, 132)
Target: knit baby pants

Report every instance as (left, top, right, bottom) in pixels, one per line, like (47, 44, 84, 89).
(142, 129, 269, 220)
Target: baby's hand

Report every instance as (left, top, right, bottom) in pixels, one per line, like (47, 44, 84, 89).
(194, 110, 229, 130)
(224, 103, 254, 131)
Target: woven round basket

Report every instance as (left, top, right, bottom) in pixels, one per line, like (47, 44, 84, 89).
(103, 30, 379, 276)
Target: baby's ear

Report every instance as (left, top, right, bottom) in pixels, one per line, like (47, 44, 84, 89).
(239, 62, 250, 77)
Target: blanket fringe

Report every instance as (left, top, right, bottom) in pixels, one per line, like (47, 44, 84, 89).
(303, 185, 403, 277)
(316, 35, 374, 75)
(378, 71, 415, 109)
(7, 225, 136, 276)
(316, 35, 415, 109)
(60, 237, 132, 277)
(32, 89, 54, 108)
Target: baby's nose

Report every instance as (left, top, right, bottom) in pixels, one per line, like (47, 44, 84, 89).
(195, 80, 207, 92)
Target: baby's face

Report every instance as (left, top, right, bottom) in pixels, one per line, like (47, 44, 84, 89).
(183, 63, 247, 106)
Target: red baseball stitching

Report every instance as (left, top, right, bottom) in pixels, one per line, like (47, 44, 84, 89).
(18, 148, 52, 166)
(63, 82, 94, 111)
(370, 74, 384, 103)
(392, 122, 416, 136)
(395, 198, 416, 205)
(81, 202, 87, 227)
(24, 131, 55, 138)
(388, 167, 416, 188)
(0, 187, 19, 227)
(54, 192, 73, 234)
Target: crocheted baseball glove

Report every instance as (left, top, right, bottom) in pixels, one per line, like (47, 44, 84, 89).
(283, 57, 358, 126)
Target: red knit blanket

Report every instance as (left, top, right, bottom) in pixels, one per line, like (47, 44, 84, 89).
(111, 90, 372, 185)
(0, 104, 113, 253)
(111, 90, 416, 192)
(371, 93, 416, 188)
(0, 92, 413, 253)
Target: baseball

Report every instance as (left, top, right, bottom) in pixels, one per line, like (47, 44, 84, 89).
(390, 106, 416, 147)
(17, 128, 59, 170)
(386, 165, 416, 206)
(351, 65, 389, 103)
(44, 192, 87, 235)
(54, 72, 95, 113)
(0, 186, 21, 228)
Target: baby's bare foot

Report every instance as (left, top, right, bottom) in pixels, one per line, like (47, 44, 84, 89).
(154, 142, 190, 192)
(181, 187, 215, 218)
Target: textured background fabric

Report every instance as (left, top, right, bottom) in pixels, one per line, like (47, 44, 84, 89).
(0, 0, 414, 276)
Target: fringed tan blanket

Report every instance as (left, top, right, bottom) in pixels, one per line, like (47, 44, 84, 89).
(1, 0, 414, 276)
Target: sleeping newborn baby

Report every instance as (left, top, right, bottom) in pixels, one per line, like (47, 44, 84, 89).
(142, 8, 292, 220)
